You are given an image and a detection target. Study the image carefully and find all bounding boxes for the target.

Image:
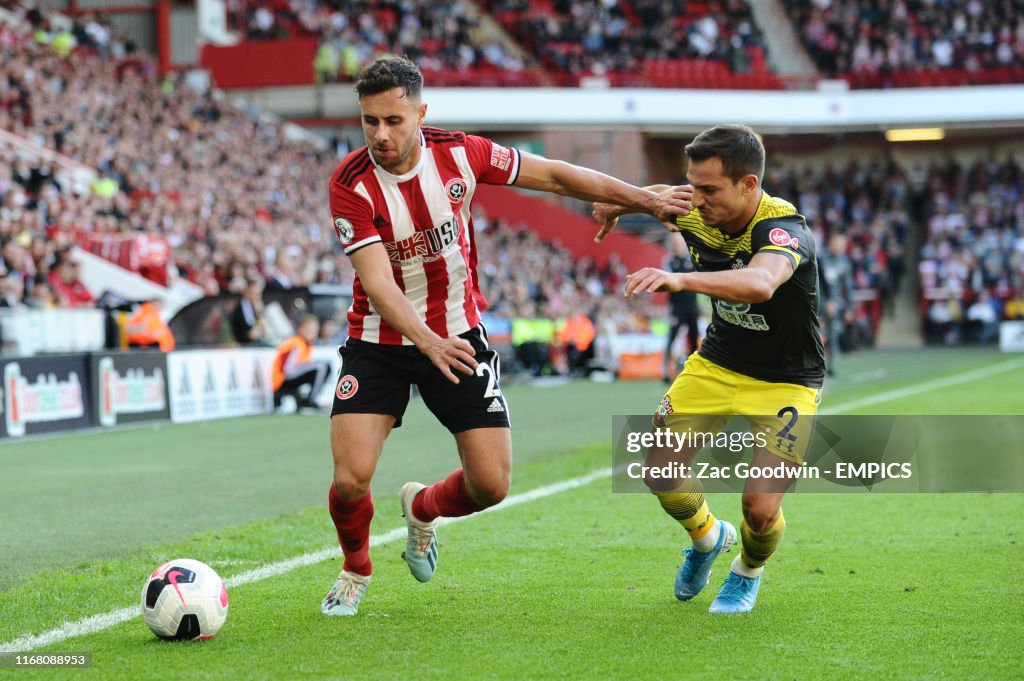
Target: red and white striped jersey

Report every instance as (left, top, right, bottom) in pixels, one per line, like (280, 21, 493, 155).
(329, 127, 521, 345)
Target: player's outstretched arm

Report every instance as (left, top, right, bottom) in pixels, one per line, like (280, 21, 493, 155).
(349, 244, 477, 384)
(592, 184, 692, 243)
(514, 153, 691, 225)
(624, 252, 794, 303)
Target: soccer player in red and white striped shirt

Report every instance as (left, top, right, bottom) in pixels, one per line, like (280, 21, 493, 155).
(320, 57, 691, 616)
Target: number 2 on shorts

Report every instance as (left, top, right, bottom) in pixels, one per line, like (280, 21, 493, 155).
(775, 406, 799, 454)
(475, 356, 502, 398)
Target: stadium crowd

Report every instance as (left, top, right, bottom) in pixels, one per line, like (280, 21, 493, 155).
(0, 7, 915, 356)
(231, 0, 767, 86)
(0, 11, 353, 299)
(0, 4, 660, 362)
(484, 0, 764, 79)
(3, 1, 1018, 363)
(223, 0, 1024, 90)
(766, 159, 909, 352)
(786, 0, 1024, 85)
(918, 157, 1024, 344)
(475, 213, 659, 328)
(234, 0, 530, 82)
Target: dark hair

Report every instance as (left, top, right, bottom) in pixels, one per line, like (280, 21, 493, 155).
(684, 124, 764, 183)
(354, 57, 423, 100)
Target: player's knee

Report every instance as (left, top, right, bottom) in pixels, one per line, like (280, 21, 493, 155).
(332, 472, 371, 501)
(643, 474, 679, 494)
(742, 497, 779, 533)
(469, 476, 509, 509)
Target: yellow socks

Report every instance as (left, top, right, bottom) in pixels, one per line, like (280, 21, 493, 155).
(737, 509, 786, 577)
(655, 479, 719, 551)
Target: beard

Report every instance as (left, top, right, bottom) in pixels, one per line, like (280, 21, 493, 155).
(372, 136, 417, 172)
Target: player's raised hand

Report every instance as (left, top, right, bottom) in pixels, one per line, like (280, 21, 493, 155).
(624, 267, 685, 297)
(592, 202, 623, 243)
(651, 185, 693, 226)
(421, 336, 478, 384)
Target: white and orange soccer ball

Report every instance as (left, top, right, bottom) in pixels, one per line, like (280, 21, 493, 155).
(141, 559, 229, 640)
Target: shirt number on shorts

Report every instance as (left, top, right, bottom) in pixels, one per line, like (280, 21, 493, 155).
(475, 357, 502, 398)
(775, 406, 799, 455)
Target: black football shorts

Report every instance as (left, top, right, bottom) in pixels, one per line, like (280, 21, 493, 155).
(331, 325, 510, 433)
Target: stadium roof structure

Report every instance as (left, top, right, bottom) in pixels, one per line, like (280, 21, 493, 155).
(237, 83, 1024, 135)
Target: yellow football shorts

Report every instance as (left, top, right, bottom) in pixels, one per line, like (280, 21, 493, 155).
(654, 353, 822, 464)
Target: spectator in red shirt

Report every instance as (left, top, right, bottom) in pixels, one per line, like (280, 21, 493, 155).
(48, 254, 95, 308)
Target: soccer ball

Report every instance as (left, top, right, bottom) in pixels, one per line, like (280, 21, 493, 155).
(141, 558, 229, 641)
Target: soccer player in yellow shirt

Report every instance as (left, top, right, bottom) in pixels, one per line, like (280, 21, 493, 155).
(594, 124, 825, 613)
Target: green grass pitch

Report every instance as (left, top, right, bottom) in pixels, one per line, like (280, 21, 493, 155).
(1, 347, 1022, 679)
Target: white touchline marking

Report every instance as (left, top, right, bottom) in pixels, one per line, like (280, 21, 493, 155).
(819, 356, 1024, 415)
(0, 468, 612, 653)
(0, 607, 140, 654)
(6, 355, 1023, 651)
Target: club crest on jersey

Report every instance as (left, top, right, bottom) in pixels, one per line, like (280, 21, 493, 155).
(653, 395, 673, 427)
(336, 374, 359, 400)
(769, 227, 798, 250)
(445, 178, 467, 204)
(334, 217, 355, 245)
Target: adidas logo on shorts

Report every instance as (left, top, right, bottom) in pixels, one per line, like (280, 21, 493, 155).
(486, 398, 505, 413)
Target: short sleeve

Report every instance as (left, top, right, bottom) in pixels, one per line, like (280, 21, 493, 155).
(329, 181, 378, 255)
(751, 219, 810, 270)
(463, 134, 521, 186)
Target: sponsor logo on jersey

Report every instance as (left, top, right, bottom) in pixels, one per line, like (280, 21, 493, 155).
(714, 300, 770, 331)
(334, 217, 355, 245)
(336, 374, 359, 400)
(769, 227, 798, 249)
(489, 143, 512, 171)
(384, 216, 461, 265)
(444, 178, 467, 204)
